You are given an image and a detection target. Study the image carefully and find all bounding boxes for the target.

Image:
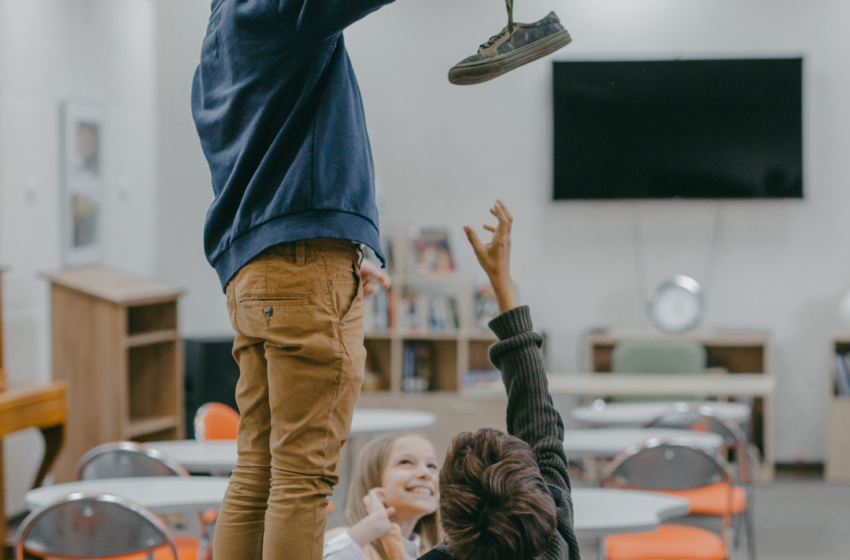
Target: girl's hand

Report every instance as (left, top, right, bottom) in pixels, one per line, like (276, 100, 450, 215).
(347, 488, 396, 547)
(361, 259, 391, 297)
(464, 200, 520, 313)
(363, 488, 396, 535)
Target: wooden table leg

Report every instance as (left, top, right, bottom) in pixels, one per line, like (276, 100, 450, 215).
(33, 425, 65, 489)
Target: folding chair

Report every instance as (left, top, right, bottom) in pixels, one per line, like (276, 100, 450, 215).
(73, 442, 210, 560)
(648, 403, 756, 559)
(15, 492, 178, 560)
(603, 439, 733, 560)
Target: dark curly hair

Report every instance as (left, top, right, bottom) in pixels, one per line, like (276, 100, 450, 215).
(439, 428, 557, 560)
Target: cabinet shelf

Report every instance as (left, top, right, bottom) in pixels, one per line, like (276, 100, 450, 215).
(124, 415, 180, 439)
(125, 329, 179, 348)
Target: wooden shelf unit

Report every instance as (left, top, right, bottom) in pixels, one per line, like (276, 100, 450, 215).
(44, 267, 184, 482)
(584, 329, 775, 482)
(357, 227, 506, 460)
(827, 335, 850, 482)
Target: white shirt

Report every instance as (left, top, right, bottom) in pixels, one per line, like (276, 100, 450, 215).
(323, 530, 422, 560)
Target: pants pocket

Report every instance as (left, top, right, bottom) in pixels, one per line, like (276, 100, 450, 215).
(326, 259, 362, 323)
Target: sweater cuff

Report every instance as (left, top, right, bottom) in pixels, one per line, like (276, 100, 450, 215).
(488, 305, 533, 340)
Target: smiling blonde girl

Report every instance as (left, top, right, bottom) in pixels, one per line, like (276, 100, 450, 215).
(324, 432, 441, 560)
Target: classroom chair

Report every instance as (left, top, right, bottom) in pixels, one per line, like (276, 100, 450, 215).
(194, 402, 240, 441)
(15, 493, 179, 560)
(73, 442, 210, 560)
(603, 439, 733, 560)
(647, 403, 756, 560)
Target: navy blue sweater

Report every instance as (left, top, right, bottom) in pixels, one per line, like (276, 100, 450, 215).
(192, 0, 391, 289)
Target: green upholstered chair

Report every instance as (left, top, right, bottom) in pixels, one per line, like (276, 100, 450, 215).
(610, 340, 706, 401)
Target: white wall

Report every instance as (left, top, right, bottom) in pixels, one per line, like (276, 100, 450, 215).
(154, 0, 850, 464)
(0, 0, 157, 515)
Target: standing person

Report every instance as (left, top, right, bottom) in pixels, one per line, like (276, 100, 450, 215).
(420, 200, 580, 560)
(191, 1, 393, 559)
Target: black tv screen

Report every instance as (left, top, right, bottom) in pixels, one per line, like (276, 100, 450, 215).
(553, 58, 803, 200)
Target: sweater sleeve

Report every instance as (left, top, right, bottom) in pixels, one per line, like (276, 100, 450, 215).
(488, 306, 581, 560)
(273, 0, 397, 43)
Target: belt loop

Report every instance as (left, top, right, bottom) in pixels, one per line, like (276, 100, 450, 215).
(296, 240, 306, 266)
(357, 246, 364, 268)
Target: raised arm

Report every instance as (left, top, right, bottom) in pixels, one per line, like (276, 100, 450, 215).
(464, 201, 580, 560)
(273, 0, 397, 43)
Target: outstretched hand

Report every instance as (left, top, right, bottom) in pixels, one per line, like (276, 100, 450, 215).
(464, 200, 520, 314)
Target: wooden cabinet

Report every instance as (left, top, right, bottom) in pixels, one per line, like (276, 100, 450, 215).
(44, 267, 183, 482)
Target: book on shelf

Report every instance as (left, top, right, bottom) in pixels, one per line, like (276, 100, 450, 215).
(463, 369, 504, 390)
(408, 227, 455, 275)
(400, 287, 459, 334)
(403, 342, 433, 393)
(475, 283, 500, 330)
(835, 352, 850, 396)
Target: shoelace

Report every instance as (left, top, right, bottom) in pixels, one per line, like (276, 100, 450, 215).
(479, 0, 514, 50)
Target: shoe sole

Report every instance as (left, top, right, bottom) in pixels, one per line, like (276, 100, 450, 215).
(448, 29, 572, 85)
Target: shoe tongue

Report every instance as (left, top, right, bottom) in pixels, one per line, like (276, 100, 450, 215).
(546, 11, 558, 20)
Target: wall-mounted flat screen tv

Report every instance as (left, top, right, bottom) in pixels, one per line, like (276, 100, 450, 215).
(553, 58, 803, 200)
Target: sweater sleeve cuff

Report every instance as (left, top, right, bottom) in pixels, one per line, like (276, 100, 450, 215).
(488, 305, 533, 340)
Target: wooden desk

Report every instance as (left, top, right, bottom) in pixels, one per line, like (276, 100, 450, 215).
(0, 382, 67, 546)
(547, 373, 776, 481)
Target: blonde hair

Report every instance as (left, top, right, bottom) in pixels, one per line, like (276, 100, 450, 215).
(345, 432, 440, 560)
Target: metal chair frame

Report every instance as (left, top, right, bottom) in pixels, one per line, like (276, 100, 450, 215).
(647, 403, 756, 560)
(73, 441, 191, 481)
(604, 438, 735, 558)
(73, 441, 211, 560)
(15, 492, 179, 560)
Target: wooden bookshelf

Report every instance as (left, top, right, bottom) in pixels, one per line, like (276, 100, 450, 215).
(358, 228, 507, 460)
(827, 335, 850, 482)
(43, 267, 184, 482)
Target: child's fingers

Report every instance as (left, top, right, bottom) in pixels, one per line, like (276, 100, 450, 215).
(493, 201, 510, 228)
(497, 199, 513, 223)
(385, 506, 396, 517)
(464, 226, 486, 257)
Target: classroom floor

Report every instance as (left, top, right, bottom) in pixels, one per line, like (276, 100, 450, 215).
(577, 477, 850, 560)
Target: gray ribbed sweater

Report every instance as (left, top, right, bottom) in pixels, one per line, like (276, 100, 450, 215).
(421, 305, 581, 560)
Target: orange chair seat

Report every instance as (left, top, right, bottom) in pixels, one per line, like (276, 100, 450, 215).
(657, 482, 747, 516)
(86, 536, 201, 560)
(197, 402, 240, 440)
(606, 524, 727, 560)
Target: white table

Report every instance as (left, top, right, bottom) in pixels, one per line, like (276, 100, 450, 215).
(26, 477, 230, 515)
(149, 409, 437, 476)
(27, 480, 686, 540)
(563, 428, 725, 459)
(571, 400, 751, 426)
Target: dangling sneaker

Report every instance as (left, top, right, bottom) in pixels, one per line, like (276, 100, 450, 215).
(448, 4, 571, 85)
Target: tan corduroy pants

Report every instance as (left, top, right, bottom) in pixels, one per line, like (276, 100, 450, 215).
(213, 238, 366, 560)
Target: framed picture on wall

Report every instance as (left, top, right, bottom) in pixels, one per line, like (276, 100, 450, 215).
(62, 101, 104, 266)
